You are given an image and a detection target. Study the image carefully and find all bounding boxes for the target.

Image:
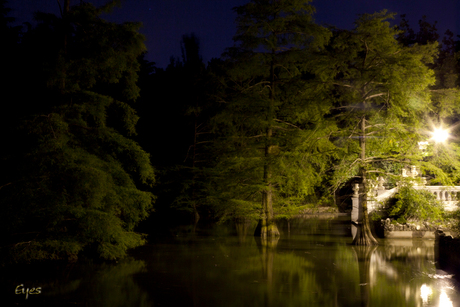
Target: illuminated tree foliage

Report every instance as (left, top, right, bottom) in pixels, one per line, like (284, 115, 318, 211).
(399, 17, 460, 184)
(210, 0, 334, 237)
(312, 11, 437, 244)
(0, 1, 155, 262)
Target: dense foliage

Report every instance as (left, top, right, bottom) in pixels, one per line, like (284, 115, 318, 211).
(315, 11, 437, 191)
(307, 11, 439, 244)
(207, 0, 335, 237)
(4, 0, 460, 260)
(386, 186, 445, 224)
(0, 1, 155, 262)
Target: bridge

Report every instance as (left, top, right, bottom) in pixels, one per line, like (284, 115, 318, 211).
(350, 168, 460, 239)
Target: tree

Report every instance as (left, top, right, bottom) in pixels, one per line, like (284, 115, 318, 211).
(425, 30, 460, 184)
(135, 33, 222, 228)
(1, 0, 23, 127)
(397, 15, 460, 185)
(211, 0, 333, 238)
(314, 11, 437, 245)
(0, 0, 21, 44)
(0, 1, 155, 262)
(174, 33, 210, 224)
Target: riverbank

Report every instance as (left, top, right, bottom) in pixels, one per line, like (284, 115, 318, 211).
(377, 218, 455, 239)
(298, 206, 346, 215)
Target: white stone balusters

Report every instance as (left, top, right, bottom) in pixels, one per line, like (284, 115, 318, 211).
(410, 165, 418, 178)
(402, 168, 408, 177)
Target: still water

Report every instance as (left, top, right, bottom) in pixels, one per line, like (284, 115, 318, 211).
(3, 215, 460, 306)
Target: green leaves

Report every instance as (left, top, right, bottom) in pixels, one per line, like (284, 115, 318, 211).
(233, 0, 328, 52)
(209, 0, 334, 221)
(387, 186, 445, 223)
(0, 1, 154, 262)
(318, 11, 438, 190)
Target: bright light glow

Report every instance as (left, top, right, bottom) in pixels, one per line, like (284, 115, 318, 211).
(432, 127, 449, 143)
(439, 290, 453, 307)
(418, 141, 429, 150)
(420, 284, 432, 303)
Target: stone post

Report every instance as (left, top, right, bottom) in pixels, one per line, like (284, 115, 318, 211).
(375, 176, 386, 196)
(351, 183, 362, 240)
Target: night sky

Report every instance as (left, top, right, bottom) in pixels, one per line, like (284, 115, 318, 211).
(7, 0, 460, 69)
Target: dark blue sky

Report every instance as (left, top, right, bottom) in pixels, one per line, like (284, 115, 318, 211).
(7, 0, 460, 68)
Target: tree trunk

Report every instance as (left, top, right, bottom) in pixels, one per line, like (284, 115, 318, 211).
(255, 55, 280, 238)
(257, 182, 280, 238)
(353, 116, 378, 245)
(191, 119, 200, 224)
(58, 0, 70, 91)
(255, 136, 280, 237)
(352, 195, 378, 245)
(256, 235, 278, 307)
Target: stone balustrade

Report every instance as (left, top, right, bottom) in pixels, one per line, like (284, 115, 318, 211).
(351, 168, 460, 239)
(414, 186, 460, 211)
(414, 185, 460, 201)
(365, 185, 460, 213)
(352, 183, 460, 222)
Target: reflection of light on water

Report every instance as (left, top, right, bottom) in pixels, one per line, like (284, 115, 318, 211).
(420, 284, 432, 304)
(439, 290, 453, 307)
(370, 251, 398, 284)
(420, 285, 454, 307)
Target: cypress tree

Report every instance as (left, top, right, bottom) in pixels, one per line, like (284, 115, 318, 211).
(0, 1, 155, 262)
(313, 11, 437, 244)
(211, 0, 333, 238)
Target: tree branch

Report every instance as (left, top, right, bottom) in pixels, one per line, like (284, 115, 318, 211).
(274, 118, 300, 129)
(0, 182, 12, 190)
(363, 92, 386, 100)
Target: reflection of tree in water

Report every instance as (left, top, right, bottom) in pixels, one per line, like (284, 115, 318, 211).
(233, 218, 453, 307)
(253, 237, 351, 306)
(46, 259, 151, 306)
(3, 258, 150, 306)
(352, 245, 377, 307)
(333, 243, 437, 307)
(256, 236, 279, 307)
(235, 218, 255, 244)
(288, 216, 330, 235)
(349, 241, 455, 307)
(283, 216, 350, 239)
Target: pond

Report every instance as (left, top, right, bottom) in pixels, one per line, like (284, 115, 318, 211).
(2, 215, 459, 306)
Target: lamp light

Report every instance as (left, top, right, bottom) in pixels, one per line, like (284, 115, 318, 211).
(431, 127, 449, 143)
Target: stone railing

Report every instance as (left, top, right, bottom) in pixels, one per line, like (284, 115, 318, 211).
(366, 186, 460, 213)
(351, 168, 460, 239)
(414, 186, 460, 211)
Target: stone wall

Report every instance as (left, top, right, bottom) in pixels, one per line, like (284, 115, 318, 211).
(378, 218, 452, 239)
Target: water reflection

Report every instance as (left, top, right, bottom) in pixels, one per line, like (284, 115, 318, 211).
(3, 259, 150, 306)
(421, 284, 433, 303)
(352, 245, 378, 307)
(439, 290, 454, 307)
(235, 218, 254, 244)
(2, 216, 460, 306)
